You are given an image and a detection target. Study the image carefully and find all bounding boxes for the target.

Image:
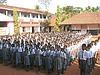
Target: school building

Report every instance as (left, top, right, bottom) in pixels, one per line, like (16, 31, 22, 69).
(61, 12, 100, 35)
(0, 4, 48, 35)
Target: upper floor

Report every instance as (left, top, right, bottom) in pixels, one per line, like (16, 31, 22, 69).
(0, 5, 48, 20)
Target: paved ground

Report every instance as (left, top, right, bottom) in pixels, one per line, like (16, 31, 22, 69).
(0, 62, 100, 75)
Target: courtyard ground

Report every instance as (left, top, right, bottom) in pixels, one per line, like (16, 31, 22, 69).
(0, 62, 100, 75)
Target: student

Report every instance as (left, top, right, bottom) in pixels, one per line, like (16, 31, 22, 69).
(86, 44, 92, 75)
(0, 40, 3, 63)
(24, 46, 30, 71)
(16, 43, 22, 68)
(78, 44, 87, 75)
(55, 46, 62, 75)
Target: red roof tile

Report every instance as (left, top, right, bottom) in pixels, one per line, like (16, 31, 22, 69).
(61, 12, 100, 25)
(0, 4, 47, 14)
(49, 15, 56, 26)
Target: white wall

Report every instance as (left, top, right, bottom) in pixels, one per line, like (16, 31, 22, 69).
(0, 27, 8, 35)
(34, 26, 40, 32)
(7, 22, 14, 35)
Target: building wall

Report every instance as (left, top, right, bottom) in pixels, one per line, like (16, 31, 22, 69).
(72, 24, 81, 30)
(71, 24, 100, 30)
(0, 8, 48, 34)
(7, 22, 14, 35)
(87, 24, 100, 30)
(0, 22, 14, 35)
(0, 27, 8, 35)
(70, 24, 100, 34)
(34, 26, 40, 32)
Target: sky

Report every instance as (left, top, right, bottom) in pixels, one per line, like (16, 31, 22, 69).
(7, 0, 100, 14)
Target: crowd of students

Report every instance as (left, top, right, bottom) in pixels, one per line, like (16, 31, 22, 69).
(0, 31, 99, 75)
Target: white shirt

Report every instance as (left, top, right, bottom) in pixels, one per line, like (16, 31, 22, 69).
(31, 48, 35, 54)
(78, 50, 87, 60)
(0, 44, 2, 49)
(86, 50, 92, 58)
(90, 45, 97, 57)
(18, 47, 22, 52)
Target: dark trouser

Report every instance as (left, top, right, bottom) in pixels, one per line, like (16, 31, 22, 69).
(47, 69, 52, 75)
(79, 60, 86, 75)
(11, 52, 16, 66)
(85, 65, 91, 75)
(56, 70, 61, 75)
(0, 49, 3, 63)
(30, 54, 35, 69)
(3, 48, 8, 64)
(92, 57, 95, 69)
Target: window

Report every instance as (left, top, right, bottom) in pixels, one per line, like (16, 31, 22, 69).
(21, 12, 30, 18)
(32, 13, 35, 18)
(32, 13, 38, 18)
(8, 11, 13, 17)
(0, 22, 7, 27)
(43, 15, 46, 19)
(40, 14, 42, 19)
(36, 14, 38, 18)
(22, 27, 25, 32)
(24, 14, 27, 17)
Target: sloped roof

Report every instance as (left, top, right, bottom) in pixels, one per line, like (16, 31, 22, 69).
(0, 4, 47, 14)
(0, 13, 13, 21)
(61, 12, 100, 25)
(49, 15, 56, 26)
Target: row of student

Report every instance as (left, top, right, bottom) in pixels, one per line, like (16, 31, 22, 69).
(78, 37, 100, 75)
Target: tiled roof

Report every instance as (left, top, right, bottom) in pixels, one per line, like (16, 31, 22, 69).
(49, 15, 56, 26)
(0, 4, 47, 14)
(61, 12, 100, 25)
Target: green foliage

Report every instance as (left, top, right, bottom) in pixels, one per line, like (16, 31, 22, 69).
(62, 6, 83, 19)
(35, 5, 40, 10)
(54, 6, 62, 32)
(13, 8, 20, 35)
(84, 6, 100, 12)
(62, 6, 100, 21)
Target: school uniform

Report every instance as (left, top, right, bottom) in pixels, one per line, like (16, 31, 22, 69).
(16, 46, 22, 66)
(55, 50, 62, 75)
(64, 48, 70, 67)
(30, 47, 35, 68)
(0, 42, 3, 63)
(24, 49, 30, 71)
(60, 51, 65, 73)
(85, 50, 92, 75)
(3, 43, 8, 64)
(46, 50, 52, 75)
(11, 44, 16, 66)
(78, 50, 87, 75)
(90, 45, 97, 69)
(34, 48, 42, 70)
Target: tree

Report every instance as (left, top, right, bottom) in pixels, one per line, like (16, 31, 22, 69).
(38, 0, 52, 10)
(0, 0, 7, 4)
(13, 8, 20, 35)
(85, 6, 92, 12)
(62, 6, 83, 19)
(35, 5, 40, 10)
(54, 5, 62, 32)
(40, 19, 50, 32)
(84, 6, 100, 12)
